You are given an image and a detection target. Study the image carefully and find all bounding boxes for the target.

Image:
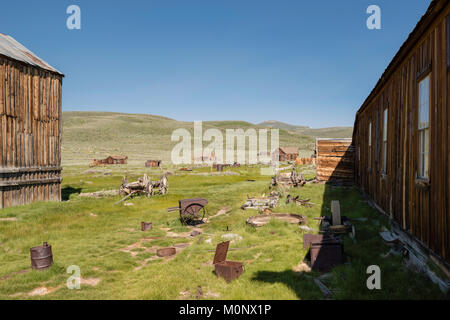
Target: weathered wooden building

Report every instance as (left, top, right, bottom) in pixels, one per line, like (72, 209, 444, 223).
(0, 34, 63, 209)
(353, 0, 450, 267)
(91, 155, 128, 166)
(145, 160, 161, 168)
(316, 138, 354, 182)
(276, 147, 299, 162)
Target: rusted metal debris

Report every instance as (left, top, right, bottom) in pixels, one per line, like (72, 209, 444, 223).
(241, 194, 279, 210)
(213, 241, 244, 282)
(116, 174, 168, 204)
(303, 234, 344, 272)
(270, 167, 306, 189)
(246, 213, 307, 227)
(30, 242, 53, 270)
(167, 198, 208, 225)
(156, 247, 176, 257)
(285, 194, 314, 207)
(141, 222, 152, 231)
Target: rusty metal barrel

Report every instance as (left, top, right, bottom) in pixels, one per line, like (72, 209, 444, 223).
(30, 242, 53, 270)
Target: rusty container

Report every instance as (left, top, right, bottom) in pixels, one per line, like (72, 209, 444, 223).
(156, 247, 176, 257)
(216, 164, 223, 172)
(310, 242, 344, 272)
(303, 234, 344, 271)
(141, 221, 152, 231)
(213, 241, 244, 282)
(30, 242, 53, 270)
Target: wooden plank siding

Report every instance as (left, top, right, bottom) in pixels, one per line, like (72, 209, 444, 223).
(353, 0, 450, 267)
(0, 56, 63, 209)
(316, 138, 354, 182)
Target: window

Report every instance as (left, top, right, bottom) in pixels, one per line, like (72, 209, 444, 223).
(382, 108, 388, 173)
(368, 122, 372, 170)
(418, 75, 430, 179)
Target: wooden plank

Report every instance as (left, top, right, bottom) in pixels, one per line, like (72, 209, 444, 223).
(331, 200, 341, 226)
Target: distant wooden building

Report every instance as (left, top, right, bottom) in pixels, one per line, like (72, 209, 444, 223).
(316, 138, 354, 182)
(91, 155, 128, 166)
(145, 160, 161, 168)
(353, 0, 450, 267)
(275, 147, 299, 162)
(0, 34, 64, 209)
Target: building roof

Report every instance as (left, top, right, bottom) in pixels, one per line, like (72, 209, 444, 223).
(110, 155, 128, 160)
(279, 147, 299, 154)
(0, 33, 63, 76)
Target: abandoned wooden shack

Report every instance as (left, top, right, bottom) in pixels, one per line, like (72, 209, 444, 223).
(316, 138, 354, 182)
(353, 0, 450, 268)
(145, 160, 161, 168)
(275, 147, 298, 162)
(0, 33, 64, 209)
(91, 155, 128, 166)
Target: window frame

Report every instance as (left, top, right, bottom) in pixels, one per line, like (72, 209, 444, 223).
(382, 108, 388, 174)
(368, 121, 372, 171)
(417, 74, 430, 180)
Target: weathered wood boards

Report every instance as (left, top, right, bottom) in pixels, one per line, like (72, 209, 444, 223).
(353, 0, 450, 267)
(316, 138, 354, 182)
(0, 36, 63, 209)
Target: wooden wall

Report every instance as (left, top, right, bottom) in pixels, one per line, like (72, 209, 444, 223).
(316, 138, 354, 182)
(0, 56, 63, 208)
(353, 3, 450, 265)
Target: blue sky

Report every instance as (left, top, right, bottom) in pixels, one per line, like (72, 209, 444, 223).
(0, 0, 431, 127)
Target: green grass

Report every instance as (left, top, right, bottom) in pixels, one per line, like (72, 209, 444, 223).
(0, 164, 447, 300)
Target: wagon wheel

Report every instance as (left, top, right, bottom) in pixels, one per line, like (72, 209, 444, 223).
(180, 204, 207, 225)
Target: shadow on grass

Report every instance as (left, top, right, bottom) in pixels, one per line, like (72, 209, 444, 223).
(252, 270, 320, 300)
(61, 186, 83, 201)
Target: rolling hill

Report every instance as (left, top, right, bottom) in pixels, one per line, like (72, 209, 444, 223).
(62, 111, 352, 166)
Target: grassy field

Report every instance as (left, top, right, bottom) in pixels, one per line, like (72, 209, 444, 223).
(0, 164, 447, 300)
(62, 112, 352, 166)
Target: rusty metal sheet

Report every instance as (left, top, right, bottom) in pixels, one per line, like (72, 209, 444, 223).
(213, 241, 229, 264)
(0, 33, 63, 75)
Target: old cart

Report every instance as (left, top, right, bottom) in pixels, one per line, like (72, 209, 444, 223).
(270, 166, 306, 188)
(167, 198, 208, 225)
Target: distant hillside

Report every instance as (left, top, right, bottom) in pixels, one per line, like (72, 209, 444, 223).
(62, 112, 317, 165)
(258, 120, 353, 138)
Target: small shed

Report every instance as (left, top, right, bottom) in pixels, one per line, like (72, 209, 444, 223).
(0, 34, 64, 208)
(145, 160, 161, 168)
(316, 138, 354, 182)
(275, 147, 299, 162)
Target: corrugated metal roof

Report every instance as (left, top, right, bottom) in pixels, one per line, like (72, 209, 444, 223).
(0, 33, 63, 76)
